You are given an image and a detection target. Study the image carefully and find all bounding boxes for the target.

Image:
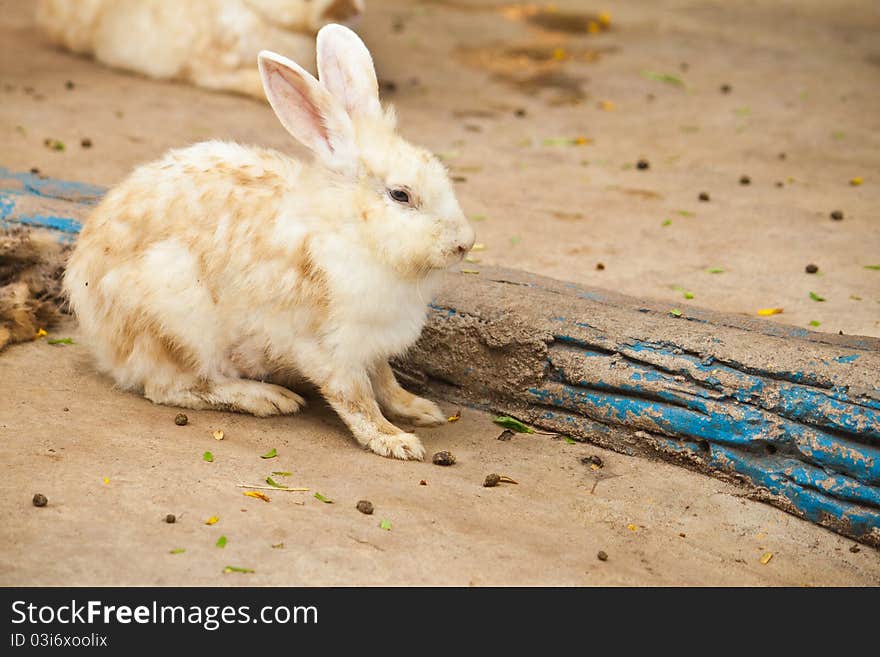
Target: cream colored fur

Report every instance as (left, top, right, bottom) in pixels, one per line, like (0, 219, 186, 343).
(63, 25, 475, 460)
(35, 0, 364, 97)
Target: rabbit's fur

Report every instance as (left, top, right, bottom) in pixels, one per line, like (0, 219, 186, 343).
(0, 228, 68, 352)
(36, 0, 364, 97)
(63, 25, 475, 460)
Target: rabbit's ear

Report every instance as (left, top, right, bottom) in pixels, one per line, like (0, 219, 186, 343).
(316, 24, 382, 121)
(258, 50, 357, 167)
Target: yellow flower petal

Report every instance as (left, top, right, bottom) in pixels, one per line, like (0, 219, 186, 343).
(627, 523, 638, 531)
(760, 551, 773, 565)
(102, 477, 110, 485)
(212, 429, 224, 441)
(598, 11, 612, 27)
(243, 491, 270, 503)
(205, 515, 220, 525)
(849, 176, 863, 186)
(757, 308, 784, 316)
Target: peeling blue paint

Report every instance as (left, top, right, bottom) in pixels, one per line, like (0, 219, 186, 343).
(0, 191, 83, 241)
(611, 339, 879, 437)
(0, 194, 13, 218)
(542, 344, 880, 484)
(528, 383, 776, 450)
(429, 303, 456, 317)
(624, 339, 823, 387)
(530, 380, 880, 486)
(781, 461, 880, 508)
(15, 212, 82, 234)
(655, 437, 880, 534)
(534, 318, 880, 538)
(551, 330, 880, 440)
(775, 386, 879, 441)
(0, 166, 104, 204)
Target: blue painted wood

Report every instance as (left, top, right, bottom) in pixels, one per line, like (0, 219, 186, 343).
(520, 325, 880, 535)
(0, 166, 104, 205)
(3, 167, 879, 545)
(0, 167, 103, 242)
(412, 271, 880, 545)
(530, 336, 880, 486)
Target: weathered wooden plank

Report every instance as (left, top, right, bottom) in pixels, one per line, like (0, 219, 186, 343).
(396, 267, 880, 546)
(4, 167, 879, 545)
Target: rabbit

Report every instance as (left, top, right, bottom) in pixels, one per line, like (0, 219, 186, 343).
(36, 0, 364, 98)
(63, 24, 476, 460)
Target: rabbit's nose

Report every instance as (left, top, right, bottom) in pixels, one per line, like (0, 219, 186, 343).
(455, 237, 474, 256)
(453, 225, 476, 256)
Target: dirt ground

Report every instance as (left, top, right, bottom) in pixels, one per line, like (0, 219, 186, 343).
(2, 319, 878, 586)
(2, 0, 878, 335)
(1, 0, 878, 585)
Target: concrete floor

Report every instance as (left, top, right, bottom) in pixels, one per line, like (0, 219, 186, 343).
(1, 0, 878, 585)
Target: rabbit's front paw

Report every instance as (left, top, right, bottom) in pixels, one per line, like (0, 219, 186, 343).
(367, 432, 426, 461)
(387, 396, 447, 427)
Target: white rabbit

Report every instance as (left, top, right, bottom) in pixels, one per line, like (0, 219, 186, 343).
(35, 0, 364, 97)
(63, 25, 475, 460)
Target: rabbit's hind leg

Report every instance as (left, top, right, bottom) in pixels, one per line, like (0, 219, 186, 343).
(124, 329, 304, 417)
(188, 67, 265, 99)
(145, 376, 305, 417)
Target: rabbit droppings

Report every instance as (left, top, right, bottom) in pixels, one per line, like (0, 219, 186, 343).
(64, 25, 475, 460)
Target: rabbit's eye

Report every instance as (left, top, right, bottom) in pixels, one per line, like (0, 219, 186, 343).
(388, 188, 411, 205)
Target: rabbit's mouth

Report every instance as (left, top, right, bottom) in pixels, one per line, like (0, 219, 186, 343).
(419, 253, 463, 275)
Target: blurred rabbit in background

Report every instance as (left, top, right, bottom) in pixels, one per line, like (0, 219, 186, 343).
(36, 0, 365, 97)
